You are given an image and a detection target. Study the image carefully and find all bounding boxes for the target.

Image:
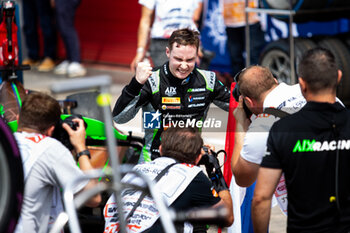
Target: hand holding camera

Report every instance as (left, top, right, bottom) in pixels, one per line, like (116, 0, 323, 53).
(199, 147, 229, 193)
(62, 118, 86, 153)
(232, 68, 253, 119)
(232, 69, 252, 132)
(233, 96, 251, 133)
(52, 114, 87, 152)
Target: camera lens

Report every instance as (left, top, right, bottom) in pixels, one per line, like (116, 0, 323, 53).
(232, 84, 240, 102)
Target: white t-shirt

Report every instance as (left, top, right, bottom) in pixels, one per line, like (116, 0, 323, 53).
(14, 132, 88, 233)
(139, 0, 202, 39)
(241, 83, 306, 164)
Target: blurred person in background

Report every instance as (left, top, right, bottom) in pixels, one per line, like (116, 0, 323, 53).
(53, 0, 87, 78)
(21, 0, 57, 72)
(222, 0, 265, 78)
(130, 0, 203, 71)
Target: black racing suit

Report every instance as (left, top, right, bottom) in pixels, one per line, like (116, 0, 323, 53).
(112, 62, 230, 162)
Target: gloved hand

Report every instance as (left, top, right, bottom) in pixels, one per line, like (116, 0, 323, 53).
(209, 169, 229, 193)
(199, 148, 229, 193)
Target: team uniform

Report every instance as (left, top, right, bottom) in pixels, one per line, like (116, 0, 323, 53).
(14, 132, 88, 233)
(113, 62, 230, 162)
(103, 157, 220, 233)
(262, 102, 350, 233)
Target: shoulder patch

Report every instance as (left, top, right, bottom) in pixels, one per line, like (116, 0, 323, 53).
(148, 70, 160, 94)
(196, 69, 215, 92)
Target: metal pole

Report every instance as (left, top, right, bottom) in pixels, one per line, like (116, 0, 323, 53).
(289, 0, 296, 83)
(97, 86, 128, 233)
(245, 8, 295, 15)
(51, 76, 127, 233)
(245, 0, 250, 67)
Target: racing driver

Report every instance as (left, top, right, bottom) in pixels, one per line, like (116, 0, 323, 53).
(112, 28, 230, 162)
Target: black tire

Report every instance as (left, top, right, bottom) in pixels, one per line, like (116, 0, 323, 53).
(0, 117, 23, 233)
(259, 39, 292, 83)
(65, 91, 104, 122)
(260, 0, 349, 22)
(317, 38, 350, 106)
(259, 38, 317, 84)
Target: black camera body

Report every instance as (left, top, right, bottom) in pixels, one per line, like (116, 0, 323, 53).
(64, 118, 79, 130)
(198, 147, 228, 193)
(232, 69, 252, 118)
(52, 114, 86, 151)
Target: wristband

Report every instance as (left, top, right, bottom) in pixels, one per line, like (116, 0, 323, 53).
(137, 47, 145, 53)
(76, 149, 91, 160)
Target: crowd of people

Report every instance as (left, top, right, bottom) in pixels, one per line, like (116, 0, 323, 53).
(8, 0, 350, 233)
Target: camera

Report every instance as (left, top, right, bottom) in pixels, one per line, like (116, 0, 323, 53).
(198, 147, 228, 192)
(52, 114, 86, 150)
(232, 69, 252, 118)
(64, 117, 79, 130)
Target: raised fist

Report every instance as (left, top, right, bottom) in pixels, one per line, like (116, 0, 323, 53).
(135, 62, 152, 85)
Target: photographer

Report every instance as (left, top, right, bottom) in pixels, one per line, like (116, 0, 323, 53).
(232, 65, 306, 186)
(104, 127, 233, 233)
(231, 65, 306, 218)
(14, 92, 101, 233)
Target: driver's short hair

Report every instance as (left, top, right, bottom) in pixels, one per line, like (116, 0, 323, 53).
(168, 28, 200, 52)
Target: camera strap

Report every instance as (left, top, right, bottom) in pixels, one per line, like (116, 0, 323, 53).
(125, 162, 177, 221)
(264, 107, 290, 118)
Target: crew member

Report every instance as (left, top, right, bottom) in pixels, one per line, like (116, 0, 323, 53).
(252, 48, 350, 233)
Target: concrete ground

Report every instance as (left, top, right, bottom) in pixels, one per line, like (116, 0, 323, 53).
(21, 63, 286, 233)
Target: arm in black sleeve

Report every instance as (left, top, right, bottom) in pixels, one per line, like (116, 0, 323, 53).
(260, 123, 283, 169)
(112, 77, 151, 124)
(212, 78, 230, 112)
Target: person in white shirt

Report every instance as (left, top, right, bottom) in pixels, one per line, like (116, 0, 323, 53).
(130, 0, 203, 70)
(231, 65, 306, 214)
(14, 92, 101, 233)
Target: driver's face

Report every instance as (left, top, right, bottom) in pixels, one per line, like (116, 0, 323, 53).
(166, 43, 197, 80)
